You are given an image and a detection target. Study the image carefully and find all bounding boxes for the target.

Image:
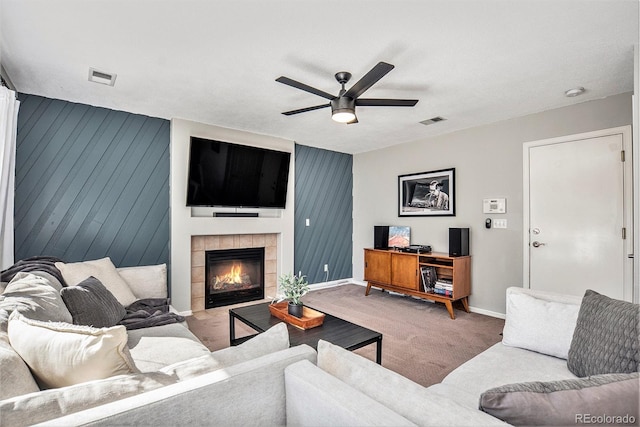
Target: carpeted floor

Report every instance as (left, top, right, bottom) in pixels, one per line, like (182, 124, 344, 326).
(186, 284, 505, 387)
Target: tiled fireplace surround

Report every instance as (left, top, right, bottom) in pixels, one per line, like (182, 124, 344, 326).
(190, 233, 278, 312)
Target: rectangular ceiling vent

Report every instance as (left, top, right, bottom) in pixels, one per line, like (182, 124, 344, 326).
(88, 68, 117, 86)
(420, 116, 446, 126)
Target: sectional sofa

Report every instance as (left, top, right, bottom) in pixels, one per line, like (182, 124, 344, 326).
(1, 257, 638, 426)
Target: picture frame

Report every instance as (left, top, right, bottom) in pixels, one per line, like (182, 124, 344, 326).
(398, 168, 455, 217)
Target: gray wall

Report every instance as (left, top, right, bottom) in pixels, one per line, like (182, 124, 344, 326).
(295, 144, 352, 283)
(15, 94, 170, 267)
(353, 92, 633, 316)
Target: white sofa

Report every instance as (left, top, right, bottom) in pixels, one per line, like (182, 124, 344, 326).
(2, 259, 638, 426)
(0, 258, 315, 426)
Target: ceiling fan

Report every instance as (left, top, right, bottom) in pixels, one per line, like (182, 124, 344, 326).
(276, 61, 418, 124)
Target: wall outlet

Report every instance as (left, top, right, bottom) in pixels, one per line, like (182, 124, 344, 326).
(324, 264, 329, 272)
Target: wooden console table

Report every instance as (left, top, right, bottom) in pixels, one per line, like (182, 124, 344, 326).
(364, 249, 471, 319)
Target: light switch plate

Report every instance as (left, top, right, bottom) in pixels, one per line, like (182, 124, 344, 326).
(493, 219, 508, 229)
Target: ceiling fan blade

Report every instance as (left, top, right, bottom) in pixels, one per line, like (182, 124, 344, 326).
(343, 62, 395, 99)
(276, 76, 335, 100)
(282, 104, 330, 116)
(356, 98, 419, 107)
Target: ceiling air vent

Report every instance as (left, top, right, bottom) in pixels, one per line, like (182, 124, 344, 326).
(88, 68, 117, 86)
(420, 116, 446, 126)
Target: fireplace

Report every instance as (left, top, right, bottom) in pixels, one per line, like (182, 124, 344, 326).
(205, 247, 265, 308)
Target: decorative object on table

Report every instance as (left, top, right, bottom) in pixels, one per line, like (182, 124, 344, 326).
(275, 272, 309, 318)
(268, 301, 325, 330)
(398, 168, 455, 217)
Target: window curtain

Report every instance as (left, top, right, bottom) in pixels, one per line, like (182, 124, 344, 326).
(0, 86, 19, 270)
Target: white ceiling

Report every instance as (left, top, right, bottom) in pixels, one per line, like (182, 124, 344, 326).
(1, 0, 638, 154)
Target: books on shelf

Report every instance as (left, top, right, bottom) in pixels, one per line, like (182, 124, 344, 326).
(432, 288, 453, 296)
(420, 266, 437, 292)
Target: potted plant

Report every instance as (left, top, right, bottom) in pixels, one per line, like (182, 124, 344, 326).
(277, 272, 309, 318)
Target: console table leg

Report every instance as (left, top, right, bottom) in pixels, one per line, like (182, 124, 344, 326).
(365, 283, 372, 296)
(444, 301, 456, 319)
(461, 297, 470, 313)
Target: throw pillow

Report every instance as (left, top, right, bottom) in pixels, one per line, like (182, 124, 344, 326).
(567, 289, 639, 377)
(0, 271, 73, 324)
(60, 276, 126, 327)
(7, 311, 139, 389)
(502, 291, 580, 359)
(117, 264, 168, 299)
(55, 257, 137, 307)
(0, 324, 40, 399)
(479, 373, 639, 426)
(160, 322, 290, 381)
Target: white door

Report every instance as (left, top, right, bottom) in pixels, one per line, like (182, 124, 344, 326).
(523, 126, 633, 301)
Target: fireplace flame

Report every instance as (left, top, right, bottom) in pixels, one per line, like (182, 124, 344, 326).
(212, 263, 252, 290)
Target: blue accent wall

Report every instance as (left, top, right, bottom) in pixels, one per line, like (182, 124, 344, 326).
(294, 144, 353, 283)
(15, 94, 170, 267)
(14, 95, 354, 286)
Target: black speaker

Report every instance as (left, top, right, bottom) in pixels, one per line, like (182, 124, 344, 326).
(449, 228, 469, 257)
(374, 226, 390, 249)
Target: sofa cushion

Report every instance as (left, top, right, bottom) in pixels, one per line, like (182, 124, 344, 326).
(441, 342, 578, 408)
(285, 359, 417, 427)
(160, 322, 289, 380)
(567, 289, 639, 377)
(60, 276, 126, 327)
(0, 271, 73, 325)
(127, 323, 211, 372)
(502, 289, 580, 359)
(0, 371, 177, 427)
(55, 257, 137, 306)
(117, 264, 168, 299)
(7, 311, 139, 389)
(479, 372, 639, 426)
(316, 340, 506, 426)
(0, 323, 40, 400)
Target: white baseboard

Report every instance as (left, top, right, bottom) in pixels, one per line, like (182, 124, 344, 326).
(468, 306, 505, 319)
(309, 278, 356, 291)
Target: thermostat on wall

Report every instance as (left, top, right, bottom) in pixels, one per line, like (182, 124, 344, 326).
(483, 198, 506, 214)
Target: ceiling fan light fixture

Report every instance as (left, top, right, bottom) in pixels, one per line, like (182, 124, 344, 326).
(332, 109, 356, 123)
(331, 97, 356, 123)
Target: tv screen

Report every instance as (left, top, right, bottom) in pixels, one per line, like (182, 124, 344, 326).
(187, 137, 291, 208)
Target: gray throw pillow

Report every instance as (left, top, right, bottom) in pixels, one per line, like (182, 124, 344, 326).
(61, 276, 126, 327)
(479, 373, 639, 426)
(567, 289, 639, 377)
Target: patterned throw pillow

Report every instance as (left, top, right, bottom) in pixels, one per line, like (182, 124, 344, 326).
(61, 276, 126, 328)
(567, 290, 639, 377)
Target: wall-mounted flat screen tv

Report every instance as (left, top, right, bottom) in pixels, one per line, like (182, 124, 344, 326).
(186, 137, 291, 208)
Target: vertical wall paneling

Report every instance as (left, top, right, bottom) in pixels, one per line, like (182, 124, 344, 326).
(14, 94, 170, 268)
(294, 144, 352, 283)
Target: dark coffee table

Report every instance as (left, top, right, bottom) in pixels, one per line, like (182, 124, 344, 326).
(229, 302, 383, 364)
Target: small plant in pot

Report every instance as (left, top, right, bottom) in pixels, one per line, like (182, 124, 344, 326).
(277, 272, 309, 318)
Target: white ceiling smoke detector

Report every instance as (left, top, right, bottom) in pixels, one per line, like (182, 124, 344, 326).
(564, 87, 585, 97)
(88, 68, 117, 86)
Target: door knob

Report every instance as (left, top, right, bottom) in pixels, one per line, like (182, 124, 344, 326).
(532, 241, 546, 248)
